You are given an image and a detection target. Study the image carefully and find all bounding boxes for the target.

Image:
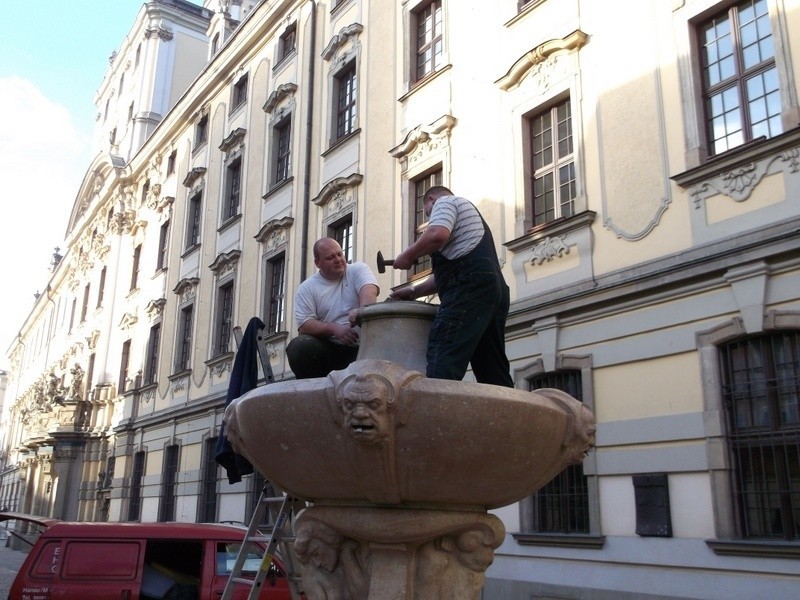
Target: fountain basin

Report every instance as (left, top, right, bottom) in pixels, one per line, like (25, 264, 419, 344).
(224, 358, 594, 510)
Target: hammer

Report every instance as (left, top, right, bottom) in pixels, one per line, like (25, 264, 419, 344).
(376, 251, 394, 274)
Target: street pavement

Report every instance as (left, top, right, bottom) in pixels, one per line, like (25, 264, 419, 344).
(0, 539, 28, 599)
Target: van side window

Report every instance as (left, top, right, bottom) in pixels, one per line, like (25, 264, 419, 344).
(30, 540, 61, 578)
(63, 541, 140, 579)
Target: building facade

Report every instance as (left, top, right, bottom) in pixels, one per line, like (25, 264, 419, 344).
(2, 0, 799, 598)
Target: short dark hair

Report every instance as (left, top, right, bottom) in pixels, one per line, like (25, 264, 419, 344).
(425, 185, 453, 201)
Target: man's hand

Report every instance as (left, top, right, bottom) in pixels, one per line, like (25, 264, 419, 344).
(331, 322, 359, 345)
(389, 287, 416, 301)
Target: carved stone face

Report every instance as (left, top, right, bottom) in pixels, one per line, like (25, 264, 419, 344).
(339, 375, 393, 444)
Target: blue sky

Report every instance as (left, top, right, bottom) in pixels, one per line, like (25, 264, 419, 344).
(0, 2, 195, 368)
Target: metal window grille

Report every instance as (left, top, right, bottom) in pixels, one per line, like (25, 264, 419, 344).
(700, 0, 781, 155)
(719, 332, 800, 540)
(128, 451, 145, 521)
(200, 438, 219, 523)
(159, 445, 179, 522)
(528, 370, 590, 533)
(266, 254, 286, 334)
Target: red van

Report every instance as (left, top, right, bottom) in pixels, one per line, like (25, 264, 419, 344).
(1, 513, 297, 600)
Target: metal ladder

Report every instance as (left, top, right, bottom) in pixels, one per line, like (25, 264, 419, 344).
(221, 323, 306, 600)
(222, 483, 306, 600)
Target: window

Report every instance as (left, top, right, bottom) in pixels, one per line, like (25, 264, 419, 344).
(265, 253, 286, 334)
(167, 150, 177, 175)
(158, 444, 179, 522)
(329, 215, 353, 263)
(97, 267, 106, 308)
(119, 73, 125, 94)
(249, 471, 275, 527)
(528, 370, 590, 534)
(199, 437, 219, 523)
(128, 102, 134, 121)
(223, 158, 242, 221)
(176, 304, 194, 371)
(119, 340, 131, 394)
(232, 73, 248, 110)
(135, 44, 141, 67)
(278, 22, 297, 62)
(719, 332, 799, 540)
(144, 323, 161, 385)
(186, 191, 202, 249)
(212, 32, 220, 55)
(85, 353, 95, 403)
(699, 0, 782, 155)
(195, 114, 209, 148)
(81, 283, 91, 322)
(273, 117, 292, 185)
(411, 170, 442, 276)
(334, 62, 357, 141)
(156, 220, 170, 270)
(528, 97, 576, 227)
(128, 451, 145, 521)
(130, 245, 141, 291)
(414, 1, 443, 82)
(215, 282, 235, 356)
(141, 180, 150, 205)
(69, 298, 76, 332)
(110, 127, 117, 146)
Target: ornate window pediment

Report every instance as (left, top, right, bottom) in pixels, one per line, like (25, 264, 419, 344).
(183, 167, 207, 189)
(119, 312, 138, 331)
(496, 29, 588, 91)
(264, 83, 298, 114)
(255, 216, 294, 250)
(390, 115, 456, 172)
(209, 249, 241, 276)
(145, 298, 167, 321)
(322, 23, 364, 61)
(219, 127, 247, 154)
(173, 277, 200, 302)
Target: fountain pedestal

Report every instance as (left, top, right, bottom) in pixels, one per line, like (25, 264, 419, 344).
(224, 301, 595, 599)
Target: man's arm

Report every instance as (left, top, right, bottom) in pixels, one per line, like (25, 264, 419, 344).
(392, 225, 450, 270)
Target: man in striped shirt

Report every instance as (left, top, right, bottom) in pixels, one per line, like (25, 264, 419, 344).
(390, 186, 513, 387)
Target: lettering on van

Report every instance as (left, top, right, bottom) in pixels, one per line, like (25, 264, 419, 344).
(21, 586, 50, 600)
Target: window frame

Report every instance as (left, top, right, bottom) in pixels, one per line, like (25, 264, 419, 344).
(222, 157, 242, 223)
(214, 280, 235, 357)
(199, 437, 219, 523)
(697, 0, 783, 157)
(195, 113, 209, 149)
(278, 22, 297, 64)
(185, 191, 203, 250)
(156, 220, 170, 271)
(409, 169, 442, 278)
(231, 73, 249, 112)
(175, 303, 194, 372)
(119, 339, 132, 394)
(412, 0, 444, 84)
(272, 116, 292, 186)
(130, 244, 142, 291)
(144, 323, 161, 386)
(329, 214, 354, 264)
(333, 60, 358, 142)
(525, 95, 577, 229)
(264, 253, 286, 335)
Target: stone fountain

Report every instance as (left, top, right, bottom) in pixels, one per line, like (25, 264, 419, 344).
(224, 300, 595, 599)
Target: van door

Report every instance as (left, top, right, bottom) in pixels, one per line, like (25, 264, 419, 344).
(210, 540, 292, 600)
(54, 539, 144, 599)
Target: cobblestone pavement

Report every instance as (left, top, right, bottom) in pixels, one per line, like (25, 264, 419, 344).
(0, 542, 28, 598)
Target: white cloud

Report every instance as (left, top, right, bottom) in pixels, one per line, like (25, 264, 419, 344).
(0, 76, 91, 367)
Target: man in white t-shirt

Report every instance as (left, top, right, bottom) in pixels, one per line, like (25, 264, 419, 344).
(286, 237, 379, 378)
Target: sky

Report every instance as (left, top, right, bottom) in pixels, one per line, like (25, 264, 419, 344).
(0, 2, 198, 370)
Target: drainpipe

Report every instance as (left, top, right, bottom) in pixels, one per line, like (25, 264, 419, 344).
(300, 0, 317, 281)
